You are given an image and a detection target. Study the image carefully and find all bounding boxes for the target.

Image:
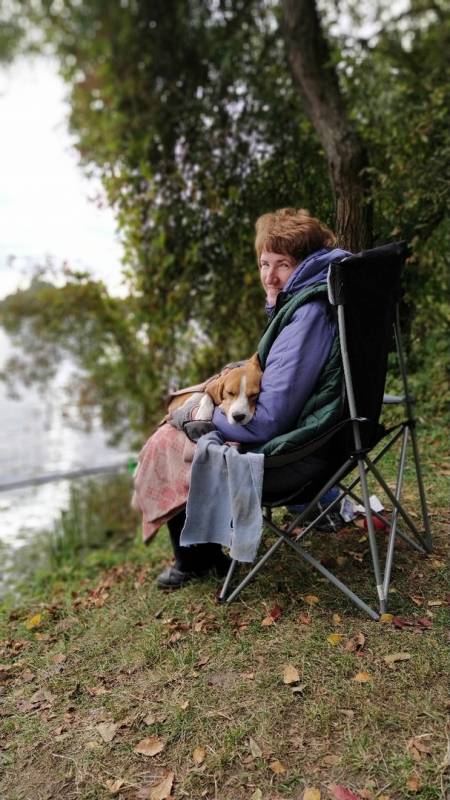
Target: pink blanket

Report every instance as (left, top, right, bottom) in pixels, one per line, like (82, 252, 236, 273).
(132, 423, 196, 543)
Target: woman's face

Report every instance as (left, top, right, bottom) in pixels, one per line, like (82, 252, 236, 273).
(259, 250, 297, 306)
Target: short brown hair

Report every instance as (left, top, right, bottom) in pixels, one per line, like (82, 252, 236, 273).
(255, 207, 336, 263)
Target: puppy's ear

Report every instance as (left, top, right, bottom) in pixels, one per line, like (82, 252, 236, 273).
(205, 376, 224, 405)
(248, 352, 262, 373)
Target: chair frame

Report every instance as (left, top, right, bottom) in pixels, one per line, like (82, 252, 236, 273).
(219, 251, 432, 620)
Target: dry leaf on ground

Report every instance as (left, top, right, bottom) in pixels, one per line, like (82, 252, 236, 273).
(261, 605, 283, 626)
(134, 736, 165, 756)
(352, 671, 372, 683)
(249, 737, 263, 758)
(332, 613, 342, 625)
(269, 760, 286, 774)
(405, 772, 422, 792)
(345, 633, 365, 652)
(105, 778, 125, 794)
(192, 746, 206, 765)
(250, 790, 263, 800)
(379, 613, 393, 623)
(327, 633, 343, 646)
(87, 685, 108, 696)
(25, 613, 42, 630)
(329, 784, 362, 800)
(304, 594, 320, 605)
(304, 787, 321, 800)
(283, 664, 300, 685)
(96, 722, 119, 743)
(383, 652, 411, 665)
(407, 736, 432, 761)
(149, 771, 174, 800)
(322, 754, 341, 766)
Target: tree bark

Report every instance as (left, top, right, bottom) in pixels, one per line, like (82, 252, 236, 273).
(281, 0, 373, 251)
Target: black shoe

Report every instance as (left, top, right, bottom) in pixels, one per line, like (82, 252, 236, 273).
(156, 555, 232, 590)
(156, 565, 197, 589)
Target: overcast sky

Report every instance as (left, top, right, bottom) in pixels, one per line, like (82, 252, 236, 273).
(0, 56, 124, 298)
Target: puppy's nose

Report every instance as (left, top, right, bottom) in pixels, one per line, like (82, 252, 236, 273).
(232, 412, 246, 423)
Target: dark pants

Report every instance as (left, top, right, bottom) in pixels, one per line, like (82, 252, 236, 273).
(168, 449, 330, 571)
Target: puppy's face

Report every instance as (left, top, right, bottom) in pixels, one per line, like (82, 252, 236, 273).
(206, 353, 262, 425)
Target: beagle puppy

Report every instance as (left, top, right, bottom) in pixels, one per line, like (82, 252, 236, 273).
(168, 353, 263, 426)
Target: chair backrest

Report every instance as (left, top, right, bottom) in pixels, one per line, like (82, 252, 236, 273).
(328, 241, 407, 448)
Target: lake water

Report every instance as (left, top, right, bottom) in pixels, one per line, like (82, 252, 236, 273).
(0, 329, 134, 558)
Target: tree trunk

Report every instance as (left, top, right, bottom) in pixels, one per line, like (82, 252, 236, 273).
(281, 0, 373, 251)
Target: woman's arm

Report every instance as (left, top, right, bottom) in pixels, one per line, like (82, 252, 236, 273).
(213, 299, 336, 445)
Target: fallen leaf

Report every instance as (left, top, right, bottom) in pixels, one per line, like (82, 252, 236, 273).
(25, 613, 42, 630)
(29, 688, 54, 707)
(21, 669, 35, 683)
(383, 652, 411, 665)
(352, 671, 372, 683)
(407, 736, 432, 761)
(96, 722, 119, 743)
(105, 778, 125, 794)
(428, 599, 443, 607)
(193, 746, 206, 765)
(283, 664, 300, 685)
(298, 612, 312, 625)
(379, 613, 393, 623)
(392, 616, 414, 629)
(134, 736, 165, 756)
(261, 605, 283, 626)
(85, 740, 100, 750)
(149, 772, 174, 800)
(322, 754, 341, 766)
(304, 594, 320, 606)
(416, 617, 432, 629)
(269, 759, 286, 774)
(332, 614, 342, 625)
(304, 788, 321, 800)
(410, 595, 423, 606)
(87, 685, 108, 696)
(329, 784, 362, 800)
(180, 700, 189, 710)
(345, 633, 365, 652)
(405, 772, 422, 792)
(249, 737, 263, 758)
(53, 653, 66, 664)
(250, 791, 263, 800)
(327, 633, 343, 646)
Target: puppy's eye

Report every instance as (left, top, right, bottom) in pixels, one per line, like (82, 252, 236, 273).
(224, 390, 235, 398)
(248, 394, 259, 402)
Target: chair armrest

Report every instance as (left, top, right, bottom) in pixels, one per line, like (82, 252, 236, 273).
(383, 393, 407, 404)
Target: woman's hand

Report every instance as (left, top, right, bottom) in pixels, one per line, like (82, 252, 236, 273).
(168, 394, 215, 442)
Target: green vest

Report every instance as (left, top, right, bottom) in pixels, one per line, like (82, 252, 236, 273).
(254, 284, 343, 456)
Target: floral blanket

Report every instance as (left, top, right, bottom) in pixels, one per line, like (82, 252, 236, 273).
(131, 423, 196, 543)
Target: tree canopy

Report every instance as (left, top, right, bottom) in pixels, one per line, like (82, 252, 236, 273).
(1, 0, 449, 440)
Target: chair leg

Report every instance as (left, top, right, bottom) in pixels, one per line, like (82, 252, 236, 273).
(223, 536, 285, 603)
(409, 425, 433, 550)
(365, 457, 431, 552)
(356, 456, 386, 614)
(383, 425, 409, 598)
(281, 531, 380, 620)
(218, 559, 238, 602)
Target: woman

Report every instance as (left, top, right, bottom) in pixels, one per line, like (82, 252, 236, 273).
(138, 208, 350, 588)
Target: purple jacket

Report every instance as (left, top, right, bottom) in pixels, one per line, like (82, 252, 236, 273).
(213, 247, 349, 445)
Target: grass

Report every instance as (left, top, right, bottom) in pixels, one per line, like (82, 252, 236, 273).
(0, 423, 449, 800)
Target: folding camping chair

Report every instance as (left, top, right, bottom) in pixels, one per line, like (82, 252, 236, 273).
(218, 241, 432, 620)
